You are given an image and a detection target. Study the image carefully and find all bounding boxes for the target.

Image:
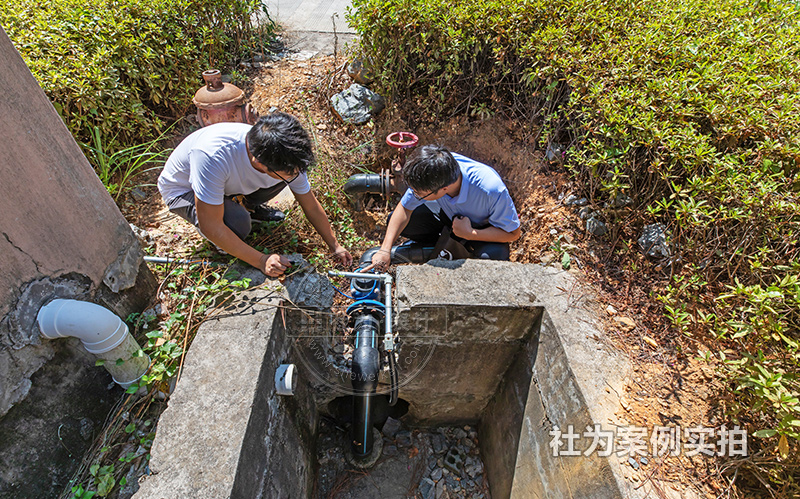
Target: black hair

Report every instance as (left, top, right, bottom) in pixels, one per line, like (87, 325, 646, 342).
(246, 112, 314, 173)
(402, 145, 460, 193)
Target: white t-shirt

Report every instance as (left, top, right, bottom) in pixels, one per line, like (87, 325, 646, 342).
(158, 122, 311, 205)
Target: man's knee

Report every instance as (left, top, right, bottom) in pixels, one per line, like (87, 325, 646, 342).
(223, 199, 252, 240)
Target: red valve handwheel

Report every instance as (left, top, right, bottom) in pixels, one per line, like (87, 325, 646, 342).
(386, 132, 419, 149)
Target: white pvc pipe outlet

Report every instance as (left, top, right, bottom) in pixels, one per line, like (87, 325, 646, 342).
(37, 299, 149, 389)
(275, 363, 296, 396)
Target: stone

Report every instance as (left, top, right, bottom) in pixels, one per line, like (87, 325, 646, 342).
(627, 457, 640, 470)
(383, 445, 398, 457)
(610, 193, 632, 208)
(396, 430, 412, 447)
(130, 187, 147, 202)
(330, 84, 385, 125)
(347, 58, 375, 85)
(586, 216, 608, 237)
(419, 477, 436, 499)
(431, 467, 443, 481)
(545, 143, 565, 164)
(461, 437, 474, 449)
(284, 265, 335, 310)
(382, 417, 402, 439)
(613, 316, 636, 332)
(432, 433, 448, 454)
(578, 206, 593, 220)
(435, 479, 445, 498)
(454, 428, 468, 440)
(446, 473, 461, 491)
(465, 457, 483, 479)
(638, 223, 671, 259)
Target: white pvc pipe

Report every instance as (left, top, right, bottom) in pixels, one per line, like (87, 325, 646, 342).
(37, 299, 149, 389)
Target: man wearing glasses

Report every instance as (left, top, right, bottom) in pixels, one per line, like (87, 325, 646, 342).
(366, 144, 521, 271)
(158, 112, 353, 277)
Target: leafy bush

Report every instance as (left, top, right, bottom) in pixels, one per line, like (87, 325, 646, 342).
(349, 0, 800, 488)
(0, 0, 272, 150)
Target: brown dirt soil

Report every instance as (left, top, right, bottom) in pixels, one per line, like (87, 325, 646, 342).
(120, 56, 746, 498)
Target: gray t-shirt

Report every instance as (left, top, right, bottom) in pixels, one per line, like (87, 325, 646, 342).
(158, 122, 311, 205)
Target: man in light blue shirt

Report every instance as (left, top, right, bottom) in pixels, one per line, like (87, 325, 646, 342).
(366, 145, 521, 270)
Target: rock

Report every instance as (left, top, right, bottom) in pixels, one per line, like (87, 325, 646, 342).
(432, 433, 448, 454)
(628, 456, 640, 470)
(383, 444, 398, 456)
(419, 477, 436, 499)
(330, 84, 385, 125)
(461, 437, 474, 449)
(611, 193, 632, 208)
(431, 467, 443, 481)
(578, 207, 593, 220)
(332, 343, 345, 354)
(546, 143, 565, 164)
(284, 264, 335, 310)
(347, 58, 375, 85)
(586, 216, 608, 237)
(613, 316, 636, 332)
(539, 252, 558, 266)
(446, 473, 461, 491)
(396, 430, 412, 447)
(454, 428, 468, 440)
(638, 223, 671, 259)
(640, 457, 649, 465)
(130, 187, 147, 202)
(565, 195, 588, 206)
(435, 479, 445, 498)
(382, 417, 402, 439)
(464, 457, 483, 478)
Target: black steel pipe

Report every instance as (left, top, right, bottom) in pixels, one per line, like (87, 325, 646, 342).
(351, 314, 381, 458)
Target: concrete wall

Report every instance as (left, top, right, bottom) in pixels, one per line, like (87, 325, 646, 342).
(0, 27, 154, 417)
(136, 280, 320, 499)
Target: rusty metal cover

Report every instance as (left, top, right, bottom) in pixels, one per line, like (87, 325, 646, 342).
(193, 69, 245, 110)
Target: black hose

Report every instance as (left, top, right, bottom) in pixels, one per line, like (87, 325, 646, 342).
(343, 174, 386, 196)
(388, 349, 398, 407)
(359, 244, 436, 266)
(351, 314, 381, 458)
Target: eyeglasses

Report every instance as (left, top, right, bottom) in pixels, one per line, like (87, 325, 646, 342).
(412, 187, 442, 201)
(271, 169, 300, 185)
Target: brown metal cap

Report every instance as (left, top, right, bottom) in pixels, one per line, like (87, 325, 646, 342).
(193, 69, 245, 110)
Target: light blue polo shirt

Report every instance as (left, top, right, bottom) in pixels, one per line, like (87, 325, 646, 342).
(400, 153, 520, 232)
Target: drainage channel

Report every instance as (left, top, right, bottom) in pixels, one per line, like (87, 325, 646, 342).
(315, 417, 490, 498)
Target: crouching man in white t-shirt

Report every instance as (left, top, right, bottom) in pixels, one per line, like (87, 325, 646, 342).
(158, 112, 353, 277)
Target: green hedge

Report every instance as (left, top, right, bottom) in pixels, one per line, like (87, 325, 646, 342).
(349, 0, 800, 484)
(1, 0, 267, 149)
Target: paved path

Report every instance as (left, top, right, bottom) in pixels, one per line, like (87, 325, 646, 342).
(264, 0, 356, 54)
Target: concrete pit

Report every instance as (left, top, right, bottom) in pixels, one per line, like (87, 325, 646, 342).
(135, 261, 650, 499)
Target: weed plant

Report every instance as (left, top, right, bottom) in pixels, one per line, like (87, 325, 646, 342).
(349, 0, 800, 491)
(0, 0, 275, 151)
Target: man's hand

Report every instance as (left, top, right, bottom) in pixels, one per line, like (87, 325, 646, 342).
(331, 245, 353, 267)
(262, 254, 290, 277)
(362, 249, 391, 272)
(452, 216, 476, 240)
